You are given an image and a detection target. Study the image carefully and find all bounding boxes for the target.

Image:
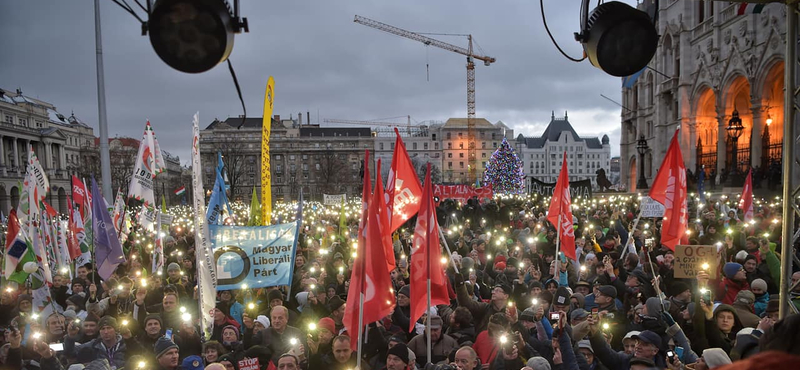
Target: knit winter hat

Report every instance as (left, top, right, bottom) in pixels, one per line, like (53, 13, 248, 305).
(668, 281, 691, 298)
(702, 348, 732, 368)
(167, 262, 181, 272)
(222, 325, 240, 340)
(398, 285, 410, 298)
(312, 318, 333, 335)
(723, 262, 743, 279)
(98, 316, 118, 331)
(154, 337, 179, 359)
(751, 278, 768, 292)
(267, 289, 283, 303)
(255, 315, 270, 329)
(145, 313, 163, 327)
(735, 290, 756, 305)
(494, 262, 507, 270)
(387, 343, 410, 364)
(526, 356, 551, 370)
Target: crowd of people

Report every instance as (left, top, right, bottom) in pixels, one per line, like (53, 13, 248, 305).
(0, 192, 799, 370)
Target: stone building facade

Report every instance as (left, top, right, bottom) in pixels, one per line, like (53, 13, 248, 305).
(620, 1, 788, 191)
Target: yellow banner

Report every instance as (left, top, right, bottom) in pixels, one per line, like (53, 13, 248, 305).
(261, 77, 275, 225)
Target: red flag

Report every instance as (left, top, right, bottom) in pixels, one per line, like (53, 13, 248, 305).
(66, 199, 81, 259)
(387, 129, 423, 233)
(546, 153, 576, 261)
(343, 153, 396, 350)
(42, 201, 58, 218)
(375, 162, 397, 273)
(409, 164, 450, 331)
(71, 176, 87, 218)
(648, 131, 688, 251)
(739, 169, 754, 222)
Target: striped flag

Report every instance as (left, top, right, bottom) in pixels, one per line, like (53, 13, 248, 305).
(737, 3, 767, 15)
(3, 210, 36, 282)
(174, 186, 186, 196)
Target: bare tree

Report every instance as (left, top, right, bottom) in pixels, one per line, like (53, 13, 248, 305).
(211, 139, 248, 200)
(317, 152, 349, 195)
(411, 157, 442, 184)
(109, 146, 137, 194)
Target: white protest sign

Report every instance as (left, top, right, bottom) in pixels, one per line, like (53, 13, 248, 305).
(639, 196, 665, 218)
(323, 193, 346, 205)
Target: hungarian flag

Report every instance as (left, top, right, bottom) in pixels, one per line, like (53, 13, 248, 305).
(375, 161, 396, 273)
(739, 169, 754, 223)
(387, 129, 423, 233)
(343, 152, 396, 350)
(174, 186, 186, 196)
(409, 164, 450, 331)
(737, 3, 767, 15)
(4, 210, 36, 281)
(546, 152, 576, 261)
(648, 131, 688, 251)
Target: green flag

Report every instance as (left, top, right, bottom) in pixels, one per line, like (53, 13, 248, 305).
(248, 187, 261, 226)
(161, 195, 167, 213)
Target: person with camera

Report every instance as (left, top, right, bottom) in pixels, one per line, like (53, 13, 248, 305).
(587, 307, 666, 370)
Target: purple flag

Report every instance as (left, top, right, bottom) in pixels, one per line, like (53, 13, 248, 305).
(92, 178, 126, 280)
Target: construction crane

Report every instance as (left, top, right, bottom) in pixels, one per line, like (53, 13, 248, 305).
(354, 15, 495, 184)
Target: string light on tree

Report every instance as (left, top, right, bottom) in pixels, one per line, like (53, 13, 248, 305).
(483, 138, 525, 194)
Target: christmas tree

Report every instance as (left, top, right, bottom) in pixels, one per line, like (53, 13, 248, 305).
(483, 137, 525, 194)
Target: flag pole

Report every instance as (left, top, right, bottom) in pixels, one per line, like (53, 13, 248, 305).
(355, 238, 367, 370)
(426, 217, 433, 365)
(437, 227, 459, 274)
(554, 213, 561, 278)
(620, 211, 643, 260)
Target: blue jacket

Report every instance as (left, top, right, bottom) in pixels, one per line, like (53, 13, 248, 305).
(68, 335, 127, 370)
(754, 292, 769, 317)
(230, 301, 245, 328)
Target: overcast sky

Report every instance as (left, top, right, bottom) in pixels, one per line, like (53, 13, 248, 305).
(0, 1, 635, 164)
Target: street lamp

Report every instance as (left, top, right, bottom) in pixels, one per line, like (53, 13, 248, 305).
(636, 134, 649, 190)
(726, 109, 744, 186)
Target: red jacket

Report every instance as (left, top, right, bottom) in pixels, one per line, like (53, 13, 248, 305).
(716, 278, 750, 305)
(472, 330, 501, 365)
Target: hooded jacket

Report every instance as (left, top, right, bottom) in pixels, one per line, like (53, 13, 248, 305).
(716, 278, 750, 305)
(692, 303, 743, 354)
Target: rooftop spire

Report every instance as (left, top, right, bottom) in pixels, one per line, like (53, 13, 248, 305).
(565, 110, 568, 120)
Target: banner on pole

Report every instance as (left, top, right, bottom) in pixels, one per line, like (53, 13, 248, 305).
(261, 77, 275, 225)
(639, 196, 666, 218)
(323, 194, 346, 205)
(210, 223, 298, 290)
(673, 245, 718, 279)
(530, 178, 592, 198)
(433, 185, 493, 203)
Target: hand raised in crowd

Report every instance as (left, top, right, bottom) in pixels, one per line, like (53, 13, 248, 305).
(135, 287, 147, 305)
(587, 310, 599, 335)
(699, 296, 714, 321)
(696, 270, 710, 288)
(7, 328, 21, 349)
(33, 340, 54, 359)
(666, 355, 683, 370)
(758, 316, 774, 332)
(243, 313, 255, 330)
(530, 265, 542, 281)
(120, 325, 132, 339)
(67, 320, 80, 338)
(534, 305, 545, 321)
(307, 333, 320, 354)
(181, 320, 196, 336)
(502, 344, 519, 361)
(89, 283, 97, 298)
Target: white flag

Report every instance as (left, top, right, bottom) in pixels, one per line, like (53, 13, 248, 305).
(128, 121, 165, 230)
(191, 113, 218, 340)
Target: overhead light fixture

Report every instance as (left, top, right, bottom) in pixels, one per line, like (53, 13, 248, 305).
(574, 1, 659, 77)
(113, 0, 248, 73)
(148, 0, 248, 73)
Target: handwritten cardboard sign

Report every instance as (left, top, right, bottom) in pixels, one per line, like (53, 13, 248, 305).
(673, 245, 718, 279)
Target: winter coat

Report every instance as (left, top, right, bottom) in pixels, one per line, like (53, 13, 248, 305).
(588, 329, 666, 370)
(754, 292, 769, 317)
(71, 336, 127, 370)
(715, 278, 750, 305)
(407, 333, 459, 366)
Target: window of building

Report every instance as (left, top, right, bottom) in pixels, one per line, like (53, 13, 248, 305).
(448, 153, 452, 158)
(276, 176, 283, 183)
(412, 142, 417, 150)
(493, 142, 497, 148)
(390, 143, 395, 150)
(482, 142, 486, 149)
(458, 132, 463, 138)
(302, 164, 308, 171)
(19, 118, 27, 127)
(482, 153, 486, 158)
(491, 133, 496, 140)
(448, 162, 453, 169)
(423, 143, 428, 150)
(379, 143, 384, 150)
(276, 164, 282, 172)
(289, 155, 295, 160)
(446, 132, 451, 139)
(447, 143, 452, 149)
(4, 115, 12, 124)
(315, 163, 320, 170)
(459, 143, 463, 149)
(290, 164, 296, 172)
(459, 153, 464, 158)
(459, 162, 464, 168)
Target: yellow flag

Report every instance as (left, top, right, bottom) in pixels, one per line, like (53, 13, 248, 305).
(261, 77, 275, 225)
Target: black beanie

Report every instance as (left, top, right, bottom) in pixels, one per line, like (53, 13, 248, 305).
(398, 285, 410, 298)
(668, 281, 691, 298)
(267, 289, 284, 303)
(145, 313, 163, 327)
(154, 337, 179, 359)
(327, 295, 345, 312)
(387, 343, 410, 364)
